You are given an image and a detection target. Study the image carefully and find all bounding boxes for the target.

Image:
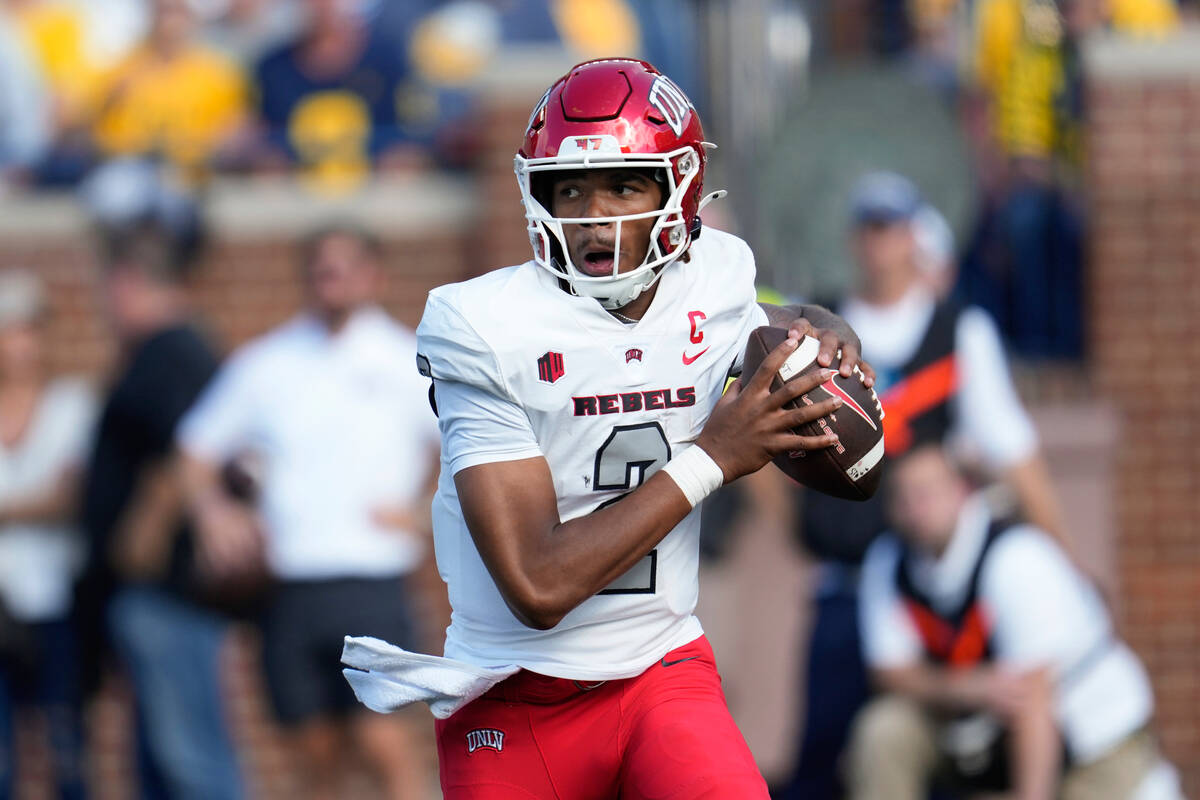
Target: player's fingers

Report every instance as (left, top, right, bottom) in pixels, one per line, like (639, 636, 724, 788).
(781, 396, 842, 429)
(770, 368, 837, 408)
(746, 335, 800, 394)
(772, 431, 839, 453)
(816, 329, 840, 368)
(786, 318, 815, 342)
(857, 357, 877, 388)
(837, 341, 862, 377)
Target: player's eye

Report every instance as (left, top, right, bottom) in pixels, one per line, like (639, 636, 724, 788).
(557, 185, 582, 200)
(614, 180, 650, 198)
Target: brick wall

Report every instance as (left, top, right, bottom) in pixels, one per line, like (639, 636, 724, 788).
(1086, 31, 1200, 796)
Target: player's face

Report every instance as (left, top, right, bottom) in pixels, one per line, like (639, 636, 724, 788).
(852, 220, 917, 288)
(887, 446, 970, 554)
(551, 170, 664, 278)
(0, 321, 41, 381)
(305, 234, 380, 317)
(152, 0, 195, 48)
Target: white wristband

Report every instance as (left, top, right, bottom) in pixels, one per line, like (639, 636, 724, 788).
(661, 444, 725, 509)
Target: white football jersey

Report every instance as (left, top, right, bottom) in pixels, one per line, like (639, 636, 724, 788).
(416, 228, 769, 680)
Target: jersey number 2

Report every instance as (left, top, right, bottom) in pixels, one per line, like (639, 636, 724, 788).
(593, 422, 671, 595)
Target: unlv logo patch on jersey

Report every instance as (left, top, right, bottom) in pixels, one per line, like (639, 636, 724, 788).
(466, 728, 505, 754)
(537, 351, 565, 383)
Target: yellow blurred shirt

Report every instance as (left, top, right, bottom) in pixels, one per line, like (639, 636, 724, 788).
(93, 44, 248, 171)
(974, 0, 1066, 158)
(551, 0, 641, 59)
(975, 0, 1178, 158)
(13, 2, 104, 126)
(1108, 0, 1178, 35)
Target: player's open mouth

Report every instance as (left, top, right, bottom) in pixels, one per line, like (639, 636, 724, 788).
(580, 249, 616, 276)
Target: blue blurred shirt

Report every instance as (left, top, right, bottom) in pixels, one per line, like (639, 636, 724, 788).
(255, 32, 417, 166)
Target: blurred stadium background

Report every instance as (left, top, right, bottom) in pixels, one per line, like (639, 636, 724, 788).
(0, 0, 1197, 797)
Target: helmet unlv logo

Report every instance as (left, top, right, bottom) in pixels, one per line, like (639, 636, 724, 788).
(648, 77, 692, 137)
(537, 351, 565, 383)
(466, 728, 505, 754)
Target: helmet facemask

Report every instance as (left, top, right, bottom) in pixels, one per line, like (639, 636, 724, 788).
(515, 145, 702, 311)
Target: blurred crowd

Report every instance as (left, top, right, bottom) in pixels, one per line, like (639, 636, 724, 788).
(784, 0, 1188, 361)
(0, 0, 697, 195)
(1, 168, 455, 797)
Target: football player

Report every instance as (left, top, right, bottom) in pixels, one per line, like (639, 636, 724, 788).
(365, 58, 872, 798)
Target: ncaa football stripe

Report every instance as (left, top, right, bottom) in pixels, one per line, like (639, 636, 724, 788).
(846, 438, 885, 481)
(778, 336, 821, 381)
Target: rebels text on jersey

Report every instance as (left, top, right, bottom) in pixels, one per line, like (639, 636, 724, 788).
(416, 228, 768, 681)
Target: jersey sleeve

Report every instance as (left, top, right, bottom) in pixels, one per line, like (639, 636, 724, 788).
(725, 236, 770, 375)
(417, 292, 541, 475)
(952, 308, 1038, 469)
(858, 535, 924, 669)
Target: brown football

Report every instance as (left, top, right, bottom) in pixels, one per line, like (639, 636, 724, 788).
(741, 326, 885, 500)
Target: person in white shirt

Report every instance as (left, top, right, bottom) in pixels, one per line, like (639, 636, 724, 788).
(178, 225, 441, 800)
(851, 443, 1183, 800)
(0, 270, 95, 799)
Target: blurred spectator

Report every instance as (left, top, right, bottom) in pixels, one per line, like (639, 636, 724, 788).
(5, 0, 108, 136)
(958, 0, 1092, 359)
(388, 0, 644, 62)
(405, 0, 500, 88)
(1107, 0, 1179, 34)
(545, 0, 642, 57)
(199, 0, 304, 64)
(91, 0, 250, 180)
(179, 224, 441, 799)
(781, 171, 1069, 800)
(912, 203, 956, 299)
(0, 270, 94, 800)
(971, 0, 1082, 166)
(0, 13, 49, 182)
(849, 443, 1184, 800)
(253, 0, 434, 192)
(78, 170, 244, 799)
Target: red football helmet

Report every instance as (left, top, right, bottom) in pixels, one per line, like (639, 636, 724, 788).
(515, 58, 723, 310)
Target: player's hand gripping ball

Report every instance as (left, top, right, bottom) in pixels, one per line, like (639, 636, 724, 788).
(741, 327, 885, 500)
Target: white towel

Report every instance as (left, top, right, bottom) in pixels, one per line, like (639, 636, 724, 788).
(341, 635, 520, 719)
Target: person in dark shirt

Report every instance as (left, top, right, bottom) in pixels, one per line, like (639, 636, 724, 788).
(253, 0, 432, 190)
(79, 213, 244, 800)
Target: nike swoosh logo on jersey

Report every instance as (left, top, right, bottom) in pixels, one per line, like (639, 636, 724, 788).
(661, 655, 701, 668)
(681, 347, 709, 365)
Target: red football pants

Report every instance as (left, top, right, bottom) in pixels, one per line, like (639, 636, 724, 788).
(435, 635, 769, 800)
